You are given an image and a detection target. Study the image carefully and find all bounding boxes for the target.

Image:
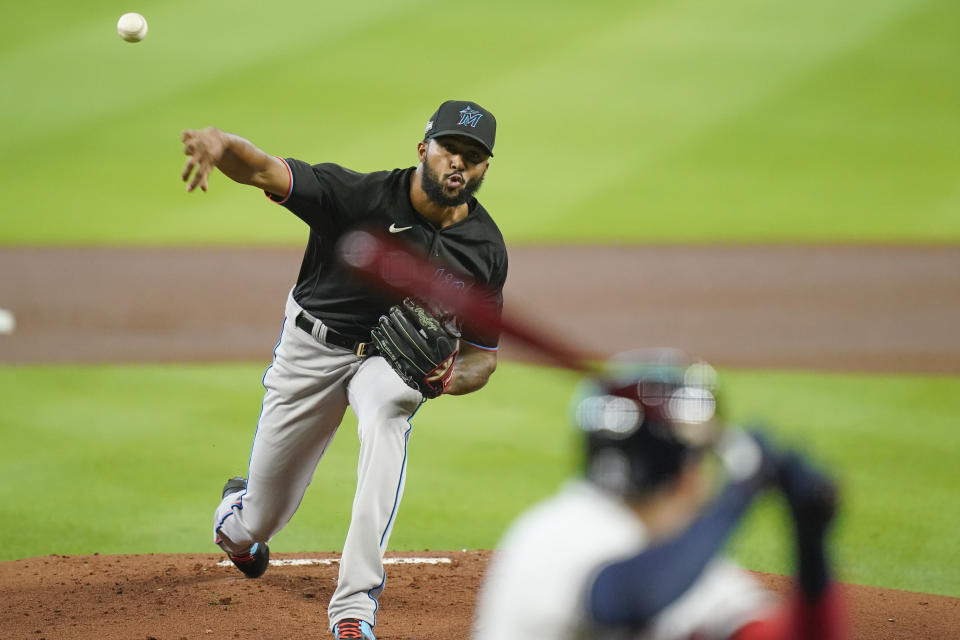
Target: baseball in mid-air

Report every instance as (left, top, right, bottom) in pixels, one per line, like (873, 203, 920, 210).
(0, 308, 16, 335)
(117, 12, 148, 43)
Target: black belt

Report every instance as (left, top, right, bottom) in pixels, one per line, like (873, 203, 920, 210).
(294, 311, 371, 357)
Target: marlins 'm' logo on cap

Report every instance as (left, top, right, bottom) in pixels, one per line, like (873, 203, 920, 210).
(423, 99, 497, 156)
(457, 106, 483, 128)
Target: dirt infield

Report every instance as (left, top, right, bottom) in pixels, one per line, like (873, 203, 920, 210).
(2, 551, 958, 640)
(1, 245, 959, 638)
(1, 245, 959, 372)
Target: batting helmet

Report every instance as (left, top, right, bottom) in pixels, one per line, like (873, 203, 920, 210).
(570, 348, 724, 496)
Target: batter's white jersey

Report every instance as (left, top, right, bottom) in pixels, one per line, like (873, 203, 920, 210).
(473, 480, 775, 640)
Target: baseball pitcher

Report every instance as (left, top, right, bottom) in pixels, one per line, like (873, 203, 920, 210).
(181, 100, 506, 640)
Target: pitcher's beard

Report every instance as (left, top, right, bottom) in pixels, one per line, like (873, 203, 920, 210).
(421, 157, 485, 207)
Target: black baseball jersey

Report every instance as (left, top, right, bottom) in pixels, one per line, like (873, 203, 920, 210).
(267, 160, 508, 349)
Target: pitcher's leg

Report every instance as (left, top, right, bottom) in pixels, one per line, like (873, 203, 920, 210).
(328, 356, 423, 627)
(215, 318, 358, 555)
(214, 383, 346, 553)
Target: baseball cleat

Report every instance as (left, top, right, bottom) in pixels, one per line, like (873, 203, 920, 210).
(221, 475, 247, 499)
(219, 476, 270, 578)
(227, 541, 270, 579)
(333, 618, 376, 639)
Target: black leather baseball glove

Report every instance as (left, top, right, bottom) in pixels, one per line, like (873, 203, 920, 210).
(371, 298, 460, 399)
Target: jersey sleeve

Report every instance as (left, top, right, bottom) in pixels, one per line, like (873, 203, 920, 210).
(586, 479, 760, 628)
(264, 159, 351, 229)
(644, 560, 777, 640)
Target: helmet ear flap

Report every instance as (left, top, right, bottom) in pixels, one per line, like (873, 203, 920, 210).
(587, 448, 634, 495)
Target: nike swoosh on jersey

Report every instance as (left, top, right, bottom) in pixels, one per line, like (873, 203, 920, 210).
(389, 223, 414, 233)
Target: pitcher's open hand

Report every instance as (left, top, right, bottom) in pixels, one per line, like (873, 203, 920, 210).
(181, 127, 225, 192)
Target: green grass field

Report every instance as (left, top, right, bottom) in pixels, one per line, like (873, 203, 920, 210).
(1, 0, 958, 244)
(1, 0, 957, 605)
(1, 364, 958, 596)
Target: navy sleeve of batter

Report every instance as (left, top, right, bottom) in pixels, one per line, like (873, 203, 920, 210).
(264, 158, 348, 228)
(587, 480, 761, 628)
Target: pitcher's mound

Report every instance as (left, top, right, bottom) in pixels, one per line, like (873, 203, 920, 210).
(1, 551, 957, 639)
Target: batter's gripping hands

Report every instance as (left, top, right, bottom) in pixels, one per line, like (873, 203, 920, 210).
(371, 298, 460, 399)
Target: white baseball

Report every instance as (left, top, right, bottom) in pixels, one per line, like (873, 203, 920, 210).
(0, 308, 16, 335)
(117, 12, 148, 43)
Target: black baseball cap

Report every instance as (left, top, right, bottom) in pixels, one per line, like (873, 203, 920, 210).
(423, 100, 496, 157)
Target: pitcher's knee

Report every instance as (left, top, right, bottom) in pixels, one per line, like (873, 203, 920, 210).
(358, 391, 420, 428)
(217, 503, 287, 545)
(358, 414, 415, 445)
(245, 510, 288, 541)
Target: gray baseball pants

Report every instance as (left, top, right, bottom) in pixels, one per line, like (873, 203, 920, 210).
(213, 290, 424, 628)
